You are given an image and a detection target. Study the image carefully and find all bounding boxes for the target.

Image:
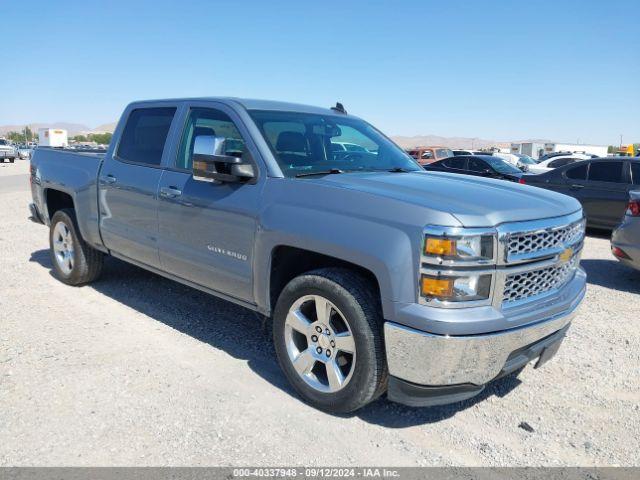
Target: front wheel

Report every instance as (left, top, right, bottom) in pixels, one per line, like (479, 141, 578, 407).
(273, 268, 387, 413)
(49, 209, 103, 285)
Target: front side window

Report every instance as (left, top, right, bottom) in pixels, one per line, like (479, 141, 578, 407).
(467, 158, 488, 172)
(117, 107, 176, 166)
(588, 161, 624, 183)
(176, 108, 247, 170)
(249, 110, 421, 177)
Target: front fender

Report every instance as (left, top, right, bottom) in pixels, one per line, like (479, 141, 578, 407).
(254, 203, 420, 319)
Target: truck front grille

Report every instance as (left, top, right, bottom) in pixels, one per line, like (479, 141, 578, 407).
(506, 219, 584, 260)
(503, 254, 580, 304)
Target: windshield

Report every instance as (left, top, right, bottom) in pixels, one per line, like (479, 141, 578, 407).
(249, 110, 421, 177)
(0, 140, 8, 145)
(515, 154, 536, 165)
(484, 156, 522, 174)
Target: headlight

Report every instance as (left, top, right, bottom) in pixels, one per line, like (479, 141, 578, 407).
(423, 234, 494, 262)
(420, 273, 492, 302)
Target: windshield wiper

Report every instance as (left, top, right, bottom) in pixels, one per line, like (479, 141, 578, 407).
(295, 169, 344, 178)
(387, 167, 413, 173)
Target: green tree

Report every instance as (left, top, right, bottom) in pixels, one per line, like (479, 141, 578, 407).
(73, 134, 88, 142)
(88, 133, 112, 145)
(6, 131, 25, 143)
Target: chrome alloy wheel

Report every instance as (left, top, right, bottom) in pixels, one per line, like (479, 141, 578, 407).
(284, 295, 356, 393)
(52, 221, 75, 275)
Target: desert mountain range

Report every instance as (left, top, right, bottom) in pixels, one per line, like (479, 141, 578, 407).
(1, 121, 550, 148)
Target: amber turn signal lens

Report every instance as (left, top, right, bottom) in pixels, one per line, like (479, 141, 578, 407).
(425, 238, 456, 256)
(421, 276, 454, 297)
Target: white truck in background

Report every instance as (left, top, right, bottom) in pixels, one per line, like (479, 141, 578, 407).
(38, 128, 68, 147)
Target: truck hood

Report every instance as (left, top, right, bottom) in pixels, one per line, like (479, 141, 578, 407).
(304, 171, 581, 227)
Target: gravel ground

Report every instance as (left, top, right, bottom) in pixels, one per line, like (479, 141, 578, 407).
(1, 160, 639, 466)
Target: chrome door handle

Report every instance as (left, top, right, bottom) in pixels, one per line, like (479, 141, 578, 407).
(570, 184, 585, 190)
(100, 175, 117, 184)
(160, 186, 182, 198)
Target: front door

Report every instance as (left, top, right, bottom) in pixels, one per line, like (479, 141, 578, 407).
(99, 106, 177, 268)
(156, 105, 261, 303)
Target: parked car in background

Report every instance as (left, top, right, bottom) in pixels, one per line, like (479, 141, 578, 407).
(493, 152, 536, 171)
(0, 139, 17, 163)
(514, 153, 537, 170)
(522, 157, 640, 229)
(423, 155, 525, 182)
(28, 97, 586, 413)
(331, 142, 370, 152)
(17, 145, 32, 159)
(527, 154, 592, 175)
(406, 146, 454, 165)
(611, 190, 640, 271)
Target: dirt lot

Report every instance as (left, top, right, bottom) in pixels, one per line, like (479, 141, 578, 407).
(1, 160, 639, 466)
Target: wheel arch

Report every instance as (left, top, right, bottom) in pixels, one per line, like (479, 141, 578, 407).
(268, 245, 382, 315)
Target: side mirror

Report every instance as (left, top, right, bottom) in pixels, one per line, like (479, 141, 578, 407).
(192, 135, 255, 183)
(482, 168, 493, 175)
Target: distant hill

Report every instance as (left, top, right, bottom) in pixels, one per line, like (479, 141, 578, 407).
(90, 122, 117, 133)
(0, 122, 91, 137)
(0, 122, 117, 137)
(390, 135, 510, 150)
(1, 120, 551, 148)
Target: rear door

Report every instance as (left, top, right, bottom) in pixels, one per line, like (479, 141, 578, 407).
(99, 106, 178, 268)
(582, 160, 630, 228)
(156, 102, 262, 303)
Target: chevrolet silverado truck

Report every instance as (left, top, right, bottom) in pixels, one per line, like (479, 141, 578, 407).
(0, 139, 17, 163)
(29, 98, 587, 413)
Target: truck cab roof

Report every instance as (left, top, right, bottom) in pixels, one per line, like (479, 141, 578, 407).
(128, 97, 349, 117)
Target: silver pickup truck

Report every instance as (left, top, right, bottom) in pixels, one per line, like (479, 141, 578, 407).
(29, 98, 586, 412)
(0, 139, 17, 163)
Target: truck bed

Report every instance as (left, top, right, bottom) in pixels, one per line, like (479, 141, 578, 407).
(30, 147, 106, 250)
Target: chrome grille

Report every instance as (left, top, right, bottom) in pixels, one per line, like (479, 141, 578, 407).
(507, 219, 584, 259)
(503, 255, 580, 304)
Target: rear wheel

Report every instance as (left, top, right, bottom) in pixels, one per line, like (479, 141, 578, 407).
(9, 158, 14, 163)
(273, 268, 387, 413)
(49, 209, 103, 285)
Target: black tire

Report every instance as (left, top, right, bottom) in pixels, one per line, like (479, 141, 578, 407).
(49, 208, 103, 285)
(273, 268, 387, 413)
(9, 158, 15, 163)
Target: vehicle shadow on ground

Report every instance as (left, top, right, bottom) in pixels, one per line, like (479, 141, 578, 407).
(30, 249, 523, 428)
(580, 259, 640, 294)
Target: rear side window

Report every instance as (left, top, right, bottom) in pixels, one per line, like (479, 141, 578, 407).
(631, 163, 640, 185)
(588, 161, 624, 183)
(566, 163, 588, 180)
(549, 158, 574, 168)
(443, 157, 466, 169)
(117, 107, 176, 166)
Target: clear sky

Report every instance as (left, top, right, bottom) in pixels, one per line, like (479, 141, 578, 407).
(1, 0, 638, 145)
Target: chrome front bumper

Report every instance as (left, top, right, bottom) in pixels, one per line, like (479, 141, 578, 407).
(384, 270, 586, 387)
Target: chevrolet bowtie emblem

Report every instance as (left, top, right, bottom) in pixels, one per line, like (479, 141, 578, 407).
(559, 247, 574, 263)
